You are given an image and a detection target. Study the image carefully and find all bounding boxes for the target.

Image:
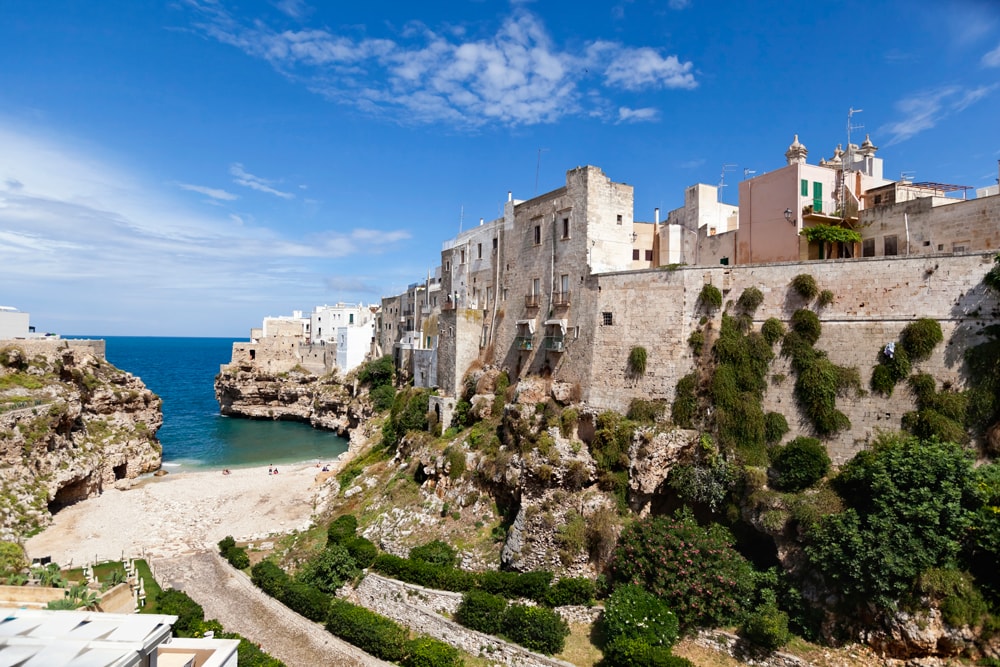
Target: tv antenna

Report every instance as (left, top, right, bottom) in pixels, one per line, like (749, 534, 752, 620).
(718, 164, 737, 200)
(743, 168, 756, 179)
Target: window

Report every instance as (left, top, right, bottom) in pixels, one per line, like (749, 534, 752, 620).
(632, 249, 640, 260)
(562, 218, 569, 239)
(813, 182, 823, 213)
(645, 250, 653, 261)
(560, 274, 569, 294)
(486, 286, 493, 304)
(602, 312, 613, 326)
(801, 179, 809, 197)
(503, 288, 508, 301)
(349, 314, 354, 324)
(493, 237, 498, 250)
(862, 238, 875, 257)
(874, 194, 883, 205)
(445, 261, 450, 272)
(477, 243, 482, 259)
(532, 278, 540, 295)
(534, 225, 541, 245)
(953, 242, 968, 253)
(884, 235, 898, 256)
(616, 214, 623, 225)
(460, 249, 466, 264)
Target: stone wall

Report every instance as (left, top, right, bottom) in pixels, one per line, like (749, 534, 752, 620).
(580, 252, 999, 463)
(353, 573, 577, 667)
(860, 193, 1000, 257)
(6, 338, 106, 360)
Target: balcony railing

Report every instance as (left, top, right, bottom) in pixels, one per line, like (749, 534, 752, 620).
(515, 336, 534, 351)
(441, 301, 456, 311)
(552, 291, 571, 307)
(525, 294, 541, 308)
(544, 335, 565, 352)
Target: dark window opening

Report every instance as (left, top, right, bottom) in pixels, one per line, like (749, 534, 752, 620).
(477, 243, 482, 259)
(645, 250, 653, 261)
(562, 218, 569, 238)
(884, 235, 898, 256)
(249, 349, 256, 360)
(616, 214, 623, 225)
(534, 225, 541, 245)
(602, 312, 613, 326)
(862, 238, 875, 257)
(632, 249, 640, 260)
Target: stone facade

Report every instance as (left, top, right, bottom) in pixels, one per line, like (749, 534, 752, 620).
(859, 194, 1000, 258)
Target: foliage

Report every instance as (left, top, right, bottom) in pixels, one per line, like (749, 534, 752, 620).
(790, 309, 821, 345)
(343, 536, 378, 568)
(770, 437, 830, 492)
(155, 589, 204, 637)
(687, 329, 704, 356)
(902, 373, 968, 444)
(545, 577, 596, 606)
(967, 462, 1000, 601)
(223, 545, 250, 570)
(297, 544, 357, 594)
(382, 387, 431, 449)
(501, 603, 570, 655)
(455, 589, 507, 634)
(915, 568, 989, 628)
(218, 536, 236, 553)
(985, 252, 1000, 293)
(790, 273, 819, 300)
(817, 289, 835, 307)
(698, 284, 723, 310)
(793, 357, 851, 436)
(737, 286, 764, 312)
(279, 581, 330, 622)
(671, 373, 698, 428)
(559, 407, 579, 437)
(799, 224, 862, 245)
(761, 318, 785, 346)
(326, 598, 409, 662)
(740, 601, 791, 651)
(358, 355, 394, 389)
(604, 584, 679, 648)
(370, 384, 397, 412)
(806, 434, 978, 608)
(667, 435, 738, 512)
(628, 346, 648, 377)
(217, 631, 286, 667)
(763, 412, 789, 445)
(609, 508, 755, 630)
(602, 637, 688, 667)
(556, 512, 587, 564)
(402, 636, 464, 667)
(590, 411, 635, 509)
(0, 541, 27, 576)
(444, 446, 466, 480)
(372, 553, 476, 592)
(409, 539, 458, 568)
(627, 398, 666, 423)
(327, 514, 358, 545)
(251, 560, 290, 598)
(899, 318, 944, 363)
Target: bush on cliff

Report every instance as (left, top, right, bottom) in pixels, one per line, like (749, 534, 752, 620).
(155, 589, 204, 637)
(382, 387, 430, 449)
(770, 437, 830, 492)
(325, 598, 409, 662)
(402, 636, 464, 667)
(251, 560, 290, 599)
(455, 589, 507, 634)
(358, 355, 394, 389)
(409, 539, 457, 568)
(327, 514, 358, 545)
(278, 581, 330, 622)
(501, 603, 570, 655)
(296, 543, 357, 594)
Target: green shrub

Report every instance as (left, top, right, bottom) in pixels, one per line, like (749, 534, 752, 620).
(627, 398, 665, 423)
(296, 544, 357, 594)
(870, 363, 896, 396)
(327, 514, 358, 545)
(900, 318, 943, 363)
(740, 602, 790, 650)
(609, 508, 755, 630)
(687, 330, 705, 356)
(0, 541, 27, 576)
(763, 412, 789, 445)
(545, 577, 596, 606)
(817, 289, 835, 307)
(218, 536, 236, 553)
(628, 346, 648, 376)
(445, 446, 466, 480)
(251, 560, 290, 598)
(455, 589, 507, 634)
(771, 437, 830, 492)
(343, 537, 377, 569)
(915, 568, 989, 628)
(155, 589, 204, 637)
(371, 553, 476, 592)
(223, 546, 250, 570)
(370, 384, 396, 412)
(871, 345, 911, 396)
(791, 273, 818, 300)
(409, 539, 457, 568)
(737, 286, 764, 312)
(559, 408, 579, 437)
(806, 434, 978, 609)
(698, 284, 723, 310)
(671, 374, 698, 428)
(382, 387, 431, 449)
(501, 603, 570, 655)
(603, 637, 684, 667)
(279, 582, 330, 622)
(761, 318, 785, 346)
(326, 598, 408, 662)
(794, 358, 851, 436)
(402, 636, 464, 667)
(790, 309, 821, 345)
(358, 355, 394, 389)
(604, 584, 679, 648)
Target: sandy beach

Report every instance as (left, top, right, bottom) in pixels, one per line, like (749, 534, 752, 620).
(25, 462, 338, 567)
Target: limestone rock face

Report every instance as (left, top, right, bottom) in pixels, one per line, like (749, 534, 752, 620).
(214, 365, 371, 436)
(0, 343, 162, 540)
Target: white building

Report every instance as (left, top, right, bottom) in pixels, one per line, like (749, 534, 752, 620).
(0, 307, 54, 340)
(310, 303, 370, 344)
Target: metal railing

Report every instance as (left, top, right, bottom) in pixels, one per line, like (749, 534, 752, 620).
(544, 336, 565, 351)
(525, 294, 541, 308)
(515, 336, 534, 351)
(552, 291, 571, 306)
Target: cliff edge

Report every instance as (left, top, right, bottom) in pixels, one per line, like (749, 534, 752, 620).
(0, 341, 162, 540)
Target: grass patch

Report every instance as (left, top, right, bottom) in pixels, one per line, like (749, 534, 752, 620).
(555, 622, 603, 666)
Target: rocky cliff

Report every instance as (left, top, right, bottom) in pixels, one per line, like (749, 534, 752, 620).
(214, 364, 372, 436)
(0, 341, 162, 541)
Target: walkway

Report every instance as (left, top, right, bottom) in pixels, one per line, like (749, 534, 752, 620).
(152, 551, 392, 667)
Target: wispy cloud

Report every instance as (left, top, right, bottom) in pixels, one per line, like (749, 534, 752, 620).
(325, 276, 382, 294)
(679, 158, 705, 169)
(983, 41, 1000, 67)
(230, 163, 295, 199)
(617, 106, 659, 123)
(880, 84, 998, 145)
(182, 2, 697, 127)
(173, 181, 239, 201)
(668, 0, 691, 9)
(273, 0, 309, 19)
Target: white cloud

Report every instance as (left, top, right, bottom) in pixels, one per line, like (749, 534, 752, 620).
(680, 158, 706, 169)
(668, 0, 690, 9)
(617, 106, 659, 123)
(983, 42, 1000, 67)
(183, 3, 697, 127)
(173, 181, 239, 201)
(274, 0, 309, 19)
(604, 47, 697, 91)
(229, 163, 295, 199)
(880, 84, 998, 145)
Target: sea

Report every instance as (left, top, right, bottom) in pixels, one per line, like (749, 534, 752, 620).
(69, 336, 349, 471)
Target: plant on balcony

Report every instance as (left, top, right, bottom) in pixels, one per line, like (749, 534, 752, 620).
(628, 346, 648, 377)
(800, 224, 862, 260)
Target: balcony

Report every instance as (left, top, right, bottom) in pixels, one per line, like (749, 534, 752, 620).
(544, 335, 565, 352)
(441, 301, 456, 311)
(552, 291, 571, 307)
(515, 336, 534, 351)
(525, 294, 541, 308)
(402, 308, 415, 318)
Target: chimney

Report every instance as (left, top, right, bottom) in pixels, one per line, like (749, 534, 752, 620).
(479, 217, 484, 226)
(654, 207, 660, 224)
(507, 191, 512, 202)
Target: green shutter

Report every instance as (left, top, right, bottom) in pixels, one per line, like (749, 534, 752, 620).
(801, 179, 808, 196)
(813, 182, 823, 213)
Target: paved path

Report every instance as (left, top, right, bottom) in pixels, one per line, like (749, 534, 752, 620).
(153, 551, 392, 667)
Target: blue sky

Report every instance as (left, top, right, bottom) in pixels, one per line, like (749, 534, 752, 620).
(1, 0, 999, 337)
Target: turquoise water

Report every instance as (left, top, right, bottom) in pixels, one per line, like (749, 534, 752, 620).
(72, 336, 349, 470)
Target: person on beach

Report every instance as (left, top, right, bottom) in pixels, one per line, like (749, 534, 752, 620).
(268, 465, 273, 475)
